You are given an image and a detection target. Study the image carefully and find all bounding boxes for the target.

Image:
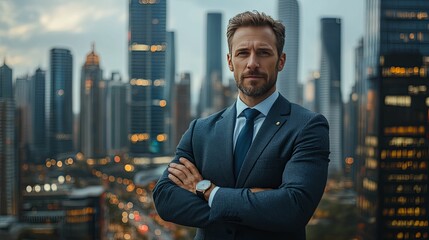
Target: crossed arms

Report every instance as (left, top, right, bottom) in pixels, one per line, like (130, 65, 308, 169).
(152, 114, 329, 232)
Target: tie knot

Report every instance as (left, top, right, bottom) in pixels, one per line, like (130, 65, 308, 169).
(243, 108, 260, 121)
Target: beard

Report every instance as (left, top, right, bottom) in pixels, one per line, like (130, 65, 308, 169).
(236, 71, 276, 97)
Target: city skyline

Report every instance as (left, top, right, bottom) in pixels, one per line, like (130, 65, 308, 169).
(0, 0, 364, 113)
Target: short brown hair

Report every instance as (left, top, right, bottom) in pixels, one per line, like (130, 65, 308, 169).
(227, 11, 285, 57)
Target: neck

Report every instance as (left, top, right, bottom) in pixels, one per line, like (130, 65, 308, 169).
(238, 88, 275, 107)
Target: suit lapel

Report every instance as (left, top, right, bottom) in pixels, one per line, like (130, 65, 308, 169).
(235, 95, 291, 187)
(212, 104, 236, 186)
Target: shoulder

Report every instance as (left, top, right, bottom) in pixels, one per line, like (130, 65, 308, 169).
(194, 105, 235, 126)
(289, 102, 329, 128)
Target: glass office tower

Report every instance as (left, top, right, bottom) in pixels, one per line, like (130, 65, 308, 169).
(49, 48, 74, 156)
(318, 18, 342, 174)
(277, 0, 300, 104)
(357, 1, 429, 239)
(128, 0, 168, 157)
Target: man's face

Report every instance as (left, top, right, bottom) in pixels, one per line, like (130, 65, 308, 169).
(227, 26, 286, 99)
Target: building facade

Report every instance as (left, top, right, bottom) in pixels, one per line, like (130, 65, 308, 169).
(128, 0, 168, 157)
(277, 0, 300, 104)
(106, 72, 128, 155)
(357, 1, 429, 239)
(201, 12, 223, 116)
(318, 18, 342, 173)
(0, 61, 17, 216)
(173, 72, 191, 148)
(49, 48, 74, 156)
(80, 45, 106, 159)
(15, 75, 32, 165)
(165, 31, 176, 154)
(31, 68, 48, 164)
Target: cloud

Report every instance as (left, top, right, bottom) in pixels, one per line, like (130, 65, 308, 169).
(39, 2, 118, 33)
(7, 23, 37, 39)
(0, 1, 16, 26)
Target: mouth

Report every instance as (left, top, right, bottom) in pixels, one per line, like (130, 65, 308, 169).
(243, 75, 265, 80)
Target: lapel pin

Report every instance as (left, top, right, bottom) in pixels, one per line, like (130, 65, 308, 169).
(276, 121, 281, 126)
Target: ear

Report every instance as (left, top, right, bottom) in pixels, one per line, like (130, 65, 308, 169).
(227, 53, 234, 71)
(277, 53, 286, 71)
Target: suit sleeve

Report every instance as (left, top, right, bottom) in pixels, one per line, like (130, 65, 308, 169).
(209, 114, 330, 232)
(152, 119, 214, 228)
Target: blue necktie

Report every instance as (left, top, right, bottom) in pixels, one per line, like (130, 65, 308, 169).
(234, 108, 260, 178)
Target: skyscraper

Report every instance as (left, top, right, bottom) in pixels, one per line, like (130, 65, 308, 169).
(202, 12, 223, 116)
(277, 0, 300, 103)
(318, 18, 342, 173)
(80, 45, 106, 159)
(357, 1, 429, 239)
(0, 58, 12, 98)
(31, 68, 48, 164)
(0, 60, 17, 216)
(106, 72, 128, 155)
(128, 0, 168, 157)
(165, 31, 176, 154)
(173, 72, 191, 148)
(15, 75, 32, 164)
(49, 48, 74, 156)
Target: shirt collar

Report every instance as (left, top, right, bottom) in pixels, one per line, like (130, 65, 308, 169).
(236, 91, 279, 118)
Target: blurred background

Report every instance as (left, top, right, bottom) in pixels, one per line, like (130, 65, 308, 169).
(0, 0, 428, 239)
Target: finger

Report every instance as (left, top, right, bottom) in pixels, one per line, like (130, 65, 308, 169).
(168, 174, 183, 187)
(168, 167, 188, 182)
(180, 158, 202, 180)
(171, 161, 193, 178)
(169, 163, 191, 177)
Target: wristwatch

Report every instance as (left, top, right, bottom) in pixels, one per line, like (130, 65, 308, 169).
(196, 180, 212, 200)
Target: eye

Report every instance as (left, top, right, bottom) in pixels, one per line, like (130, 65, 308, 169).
(236, 51, 249, 57)
(258, 50, 271, 56)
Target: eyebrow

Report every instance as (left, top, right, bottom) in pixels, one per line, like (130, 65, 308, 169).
(234, 44, 273, 51)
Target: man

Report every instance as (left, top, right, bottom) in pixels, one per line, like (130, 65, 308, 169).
(153, 11, 329, 240)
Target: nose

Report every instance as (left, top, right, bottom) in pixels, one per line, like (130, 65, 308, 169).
(246, 53, 259, 70)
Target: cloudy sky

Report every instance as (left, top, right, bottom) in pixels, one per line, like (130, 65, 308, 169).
(0, 0, 364, 112)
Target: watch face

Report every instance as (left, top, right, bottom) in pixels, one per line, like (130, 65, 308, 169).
(196, 180, 211, 191)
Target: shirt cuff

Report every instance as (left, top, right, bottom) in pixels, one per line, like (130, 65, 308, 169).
(208, 186, 220, 207)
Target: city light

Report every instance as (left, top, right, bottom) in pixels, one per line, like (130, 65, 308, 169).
(124, 164, 134, 172)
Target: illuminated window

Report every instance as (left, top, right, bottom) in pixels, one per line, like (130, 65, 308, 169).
(385, 96, 411, 106)
(139, 0, 158, 4)
(408, 85, 427, 95)
(130, 78, 151, 86)
(382, 66, 425, 77)
(153, 79, 165, 86)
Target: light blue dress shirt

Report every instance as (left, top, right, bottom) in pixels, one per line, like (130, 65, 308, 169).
(208, 91, 280, 206)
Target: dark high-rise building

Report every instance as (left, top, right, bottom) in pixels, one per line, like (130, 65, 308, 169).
(49, 48, 74, 156)
(317, 18, 342, 173)
(61, 186, 106, 240)
(357, 1, 429, 239)
(165, 31, 176, 154)
(0, 61, 17, 216)
(80, 45, 106, 159)
(0, 59, 12, 99)
(128, 0, 168, 157)
(15, 75, 32, 164)
(31, 68, 48, 164)
(202, 12, 223, 116)
(173, 72, 191, 148)
(278, 0, 300, 103)
(107, 72, 128, 155)
(303, 71, 319, 112)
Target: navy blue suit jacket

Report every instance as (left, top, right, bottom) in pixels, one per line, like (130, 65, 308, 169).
(153, 95, 330, 240)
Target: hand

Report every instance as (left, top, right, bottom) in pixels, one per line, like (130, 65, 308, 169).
(168, 157, 203, 193)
